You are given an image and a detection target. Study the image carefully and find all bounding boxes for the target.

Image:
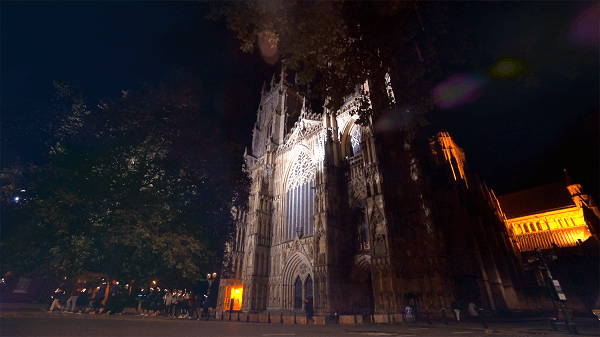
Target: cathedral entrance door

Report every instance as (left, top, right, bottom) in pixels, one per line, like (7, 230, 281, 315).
(306, 275, 313, 302)
(294, 276, 303, 309)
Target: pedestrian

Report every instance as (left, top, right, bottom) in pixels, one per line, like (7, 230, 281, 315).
(178, 291, 190, 318)
(90, 281, 108, 314)
(48, 283, 67, 312)
(451, 301, 461, 321)
(305, 298, 314, 323)
(75, 286, 91, 314)
(187, 292, 198, 319)
(136, 287, 148, 315)
(149, 287, 161, 316)
(85, 286, 97, 314)
(104, 280, 121, 314)
(64, 278, 87, 313)
(163, 289, 174, 317)
(201, 295, 210, 320)
(468, 302, 478, 317)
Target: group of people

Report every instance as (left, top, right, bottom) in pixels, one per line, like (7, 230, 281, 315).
(137, 286, 211, 320)
(48, 279, 128, 315)
(451, 300, 480, 321)
(47, 278, 211, 319)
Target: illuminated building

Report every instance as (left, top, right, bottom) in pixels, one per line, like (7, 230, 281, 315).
(497, 172, 599, 254)
(217, 72, 542, 316)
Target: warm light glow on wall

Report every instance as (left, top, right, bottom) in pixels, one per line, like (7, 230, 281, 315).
(506, 207, 592, 251)
(228, 287, 243, 311)
(432, 133, 468, 187)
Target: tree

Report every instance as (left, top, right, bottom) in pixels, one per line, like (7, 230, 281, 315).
(1, 72, 250, 284)
(208, 1, 461, 134)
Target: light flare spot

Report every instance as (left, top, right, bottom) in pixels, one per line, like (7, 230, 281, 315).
(432, 74, 486, 109)
(568, 3, 599, 47)
(258, 30, 279, 65)
(488, 57, 525, 79)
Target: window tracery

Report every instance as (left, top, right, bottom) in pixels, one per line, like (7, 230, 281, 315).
(286, 151, 316, 240)
(287, 152, 316, 190)
(350, 128, 361, 156)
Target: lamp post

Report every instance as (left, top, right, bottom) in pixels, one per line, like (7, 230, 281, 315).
(206, 272, 217, 295)
(533, 248, 577, 334)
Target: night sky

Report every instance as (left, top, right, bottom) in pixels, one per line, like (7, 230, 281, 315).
(2, 2, 598, 199)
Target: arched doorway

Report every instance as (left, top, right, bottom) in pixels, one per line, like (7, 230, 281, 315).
(294, 276, 302, 309)
(306, 275, 313, 303)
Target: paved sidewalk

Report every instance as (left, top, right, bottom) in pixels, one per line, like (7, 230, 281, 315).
(2, 303, 598, 336)
(0, 302, 48, 311)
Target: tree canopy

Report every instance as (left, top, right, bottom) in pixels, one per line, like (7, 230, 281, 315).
(1, 72, 249, 284)
(208, 1, 460, 132)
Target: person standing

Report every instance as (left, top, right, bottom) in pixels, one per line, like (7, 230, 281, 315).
(163, 289, 174, 317)
(104, 280, 121, 314)
(468, 302, 479, 317)
(451, 301, 461, 321)
(201, 296, 210, 320)
(305, 298, 314, 323)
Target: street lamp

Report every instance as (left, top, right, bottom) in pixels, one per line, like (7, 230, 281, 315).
(533, 247, 577, 334)
(206, 272, 217, 294)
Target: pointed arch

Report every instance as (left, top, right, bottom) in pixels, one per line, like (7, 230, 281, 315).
(281, 251, 313, 311)
(339, 118, 370, 158)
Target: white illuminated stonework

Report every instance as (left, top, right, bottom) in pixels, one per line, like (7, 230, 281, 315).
(217, 72, 596, 317)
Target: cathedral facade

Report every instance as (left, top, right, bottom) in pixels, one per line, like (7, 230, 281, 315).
(217, 72, 526, 316)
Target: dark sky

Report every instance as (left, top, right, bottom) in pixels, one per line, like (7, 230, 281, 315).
(2, 1, 598, 199)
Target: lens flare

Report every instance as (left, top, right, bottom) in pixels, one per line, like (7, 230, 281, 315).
(488, 57, 525, 79)
(258, 30, 279, 65)
(432, 74, 486, 109)
(568, 3, 599, 48)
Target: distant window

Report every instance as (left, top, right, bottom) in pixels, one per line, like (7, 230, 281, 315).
(350, 128, 361, 156)
(536, 222, 543, 231)
(529, 223, 536, 232)
(523, 224, 529, 233)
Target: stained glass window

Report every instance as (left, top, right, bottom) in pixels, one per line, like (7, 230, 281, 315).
(286, 152, 316, 240)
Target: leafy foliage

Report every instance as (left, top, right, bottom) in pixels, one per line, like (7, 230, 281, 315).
(1, 73, 249, 283)
(208, 1, 461, 134)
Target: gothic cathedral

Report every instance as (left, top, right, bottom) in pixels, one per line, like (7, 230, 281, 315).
(217, 72, 529, 316)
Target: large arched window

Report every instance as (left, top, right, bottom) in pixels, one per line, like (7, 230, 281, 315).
(286, 151, 316, 240)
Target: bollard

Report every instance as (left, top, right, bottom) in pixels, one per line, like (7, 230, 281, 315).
(426, 308, 432, 325)
(442, 308, 449, 325)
